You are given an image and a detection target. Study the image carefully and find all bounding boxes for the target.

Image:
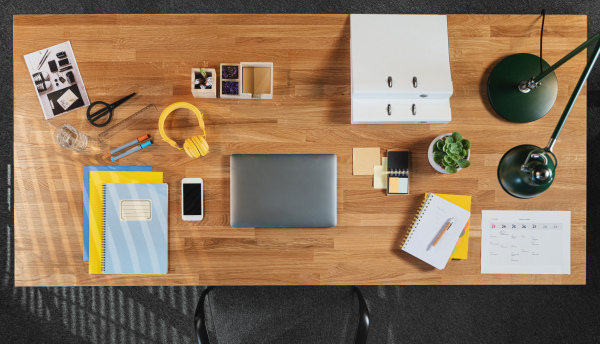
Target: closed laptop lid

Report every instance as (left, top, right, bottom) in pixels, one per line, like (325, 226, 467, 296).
(230, 154, 337, 227)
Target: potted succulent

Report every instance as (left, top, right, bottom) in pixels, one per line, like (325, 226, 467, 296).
(428, 132, 471, 174)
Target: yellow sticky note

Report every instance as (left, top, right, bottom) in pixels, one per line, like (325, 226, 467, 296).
(353, 147, 380, 175)
(373, 157, 388, 189)
(388, 177, 399, 193)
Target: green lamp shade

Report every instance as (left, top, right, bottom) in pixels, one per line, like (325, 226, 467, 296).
(487, 53, 558, 123)
(497, 144, 556, 199)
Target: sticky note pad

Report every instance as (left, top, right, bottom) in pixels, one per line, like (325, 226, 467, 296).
(388, 177, 408, 194)
(242, 67, 254, 93)
(243, 67, 271, 95)
(373, 157, 388, 189)
(353, 147, 380, 175)
(253, 67, 271, 94)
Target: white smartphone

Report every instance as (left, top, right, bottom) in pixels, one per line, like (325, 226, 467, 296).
(182, 178, 204, 221)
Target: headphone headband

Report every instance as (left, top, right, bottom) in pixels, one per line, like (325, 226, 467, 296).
(158, 102, 209, 158)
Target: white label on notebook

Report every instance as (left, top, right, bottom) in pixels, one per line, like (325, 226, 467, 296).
(120, 200, 152, 221)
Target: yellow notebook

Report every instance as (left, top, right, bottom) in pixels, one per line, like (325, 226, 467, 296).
(426, 193, 472, 260)
(88, 171, 163, 274)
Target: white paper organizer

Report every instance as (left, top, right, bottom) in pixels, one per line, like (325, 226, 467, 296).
(350, 14, 453, 124)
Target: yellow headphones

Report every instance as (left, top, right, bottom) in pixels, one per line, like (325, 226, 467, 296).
(158, 102, 209, 158)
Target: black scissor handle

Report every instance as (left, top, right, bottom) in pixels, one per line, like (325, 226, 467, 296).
(87, 101, 113, 127)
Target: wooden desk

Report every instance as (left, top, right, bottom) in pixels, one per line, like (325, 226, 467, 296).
(13, 15, 587, 286)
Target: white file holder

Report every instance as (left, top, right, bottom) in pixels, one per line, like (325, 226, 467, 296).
(350, 14, 453, 124)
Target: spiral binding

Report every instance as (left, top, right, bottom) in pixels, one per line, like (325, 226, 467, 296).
(102, 185, 106, 273)
(401, 193, 433, 248)
(389, 168, 409, 177)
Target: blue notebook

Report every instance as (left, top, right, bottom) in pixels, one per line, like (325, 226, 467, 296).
(83, 165, 152, 261)
(102, 183, 169, 274)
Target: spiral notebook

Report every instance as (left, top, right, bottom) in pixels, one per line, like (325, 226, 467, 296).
(401, 193, 470, 269)
(102, 183, 169, 274)
(88, 171, 163, 274)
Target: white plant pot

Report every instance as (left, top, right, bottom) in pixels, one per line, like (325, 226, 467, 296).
(191, 68, 217, 98)
(428, 133, 470, 174)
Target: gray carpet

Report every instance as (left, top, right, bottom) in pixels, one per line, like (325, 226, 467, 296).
(2, 1, 600, 343)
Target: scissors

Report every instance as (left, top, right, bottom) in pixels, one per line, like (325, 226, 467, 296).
(86, 92, 136, 127)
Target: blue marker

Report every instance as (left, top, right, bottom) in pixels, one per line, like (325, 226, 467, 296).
(111, 140, 152, 161)
(109, 134, 149, 155)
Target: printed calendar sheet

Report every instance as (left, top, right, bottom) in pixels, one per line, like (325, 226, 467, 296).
(481, 211, 570, 274)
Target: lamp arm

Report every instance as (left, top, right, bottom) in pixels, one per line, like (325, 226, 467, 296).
(533, 31, 600, 84)
(545, 39, 600, 152)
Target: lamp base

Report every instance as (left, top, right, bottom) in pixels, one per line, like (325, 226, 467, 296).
(497, 144, 556, 199)
(487, 53, 558, 123)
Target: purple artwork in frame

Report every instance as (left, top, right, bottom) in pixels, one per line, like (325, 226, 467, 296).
(222, 65, 239, 79)
(222, 81, 239, 95)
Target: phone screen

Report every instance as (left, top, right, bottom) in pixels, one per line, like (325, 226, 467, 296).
(183, 183, 202, 215)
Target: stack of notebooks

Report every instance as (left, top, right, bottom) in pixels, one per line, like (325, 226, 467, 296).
(401, 193, 472, 269)
(83, 166, 169, 274)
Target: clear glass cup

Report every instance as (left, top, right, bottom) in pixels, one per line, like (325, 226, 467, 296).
(53, 124, 88, 152)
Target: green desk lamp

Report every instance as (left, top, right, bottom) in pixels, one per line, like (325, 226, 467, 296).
(492, 29, 600, 198)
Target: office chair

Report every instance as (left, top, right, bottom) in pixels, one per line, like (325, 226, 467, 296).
(194, 286, 370, 344)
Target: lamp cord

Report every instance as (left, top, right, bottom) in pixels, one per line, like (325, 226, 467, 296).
(540, 9, 546, 73)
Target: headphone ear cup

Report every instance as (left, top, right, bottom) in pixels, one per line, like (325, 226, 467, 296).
(183, 135, 209, 158)
(196, 136, 209, 156)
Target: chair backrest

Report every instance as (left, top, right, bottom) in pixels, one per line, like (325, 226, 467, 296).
(195, 286, 369, 344)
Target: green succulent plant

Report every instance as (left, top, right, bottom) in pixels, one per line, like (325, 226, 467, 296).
(432, 132, 471, 174)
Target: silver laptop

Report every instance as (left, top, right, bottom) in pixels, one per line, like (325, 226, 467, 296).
(230, 154, 337, 227)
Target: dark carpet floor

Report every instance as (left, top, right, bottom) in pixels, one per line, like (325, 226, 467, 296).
(2, 1, 600, 343)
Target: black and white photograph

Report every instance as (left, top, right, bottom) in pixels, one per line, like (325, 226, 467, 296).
(23, 41, 89, 119)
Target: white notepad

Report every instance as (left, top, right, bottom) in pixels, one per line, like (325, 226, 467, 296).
(401, 193, 471, 269)
(57, 89, 79, 110)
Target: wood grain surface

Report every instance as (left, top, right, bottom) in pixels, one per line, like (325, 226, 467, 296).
(13, 14, 587, 286)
